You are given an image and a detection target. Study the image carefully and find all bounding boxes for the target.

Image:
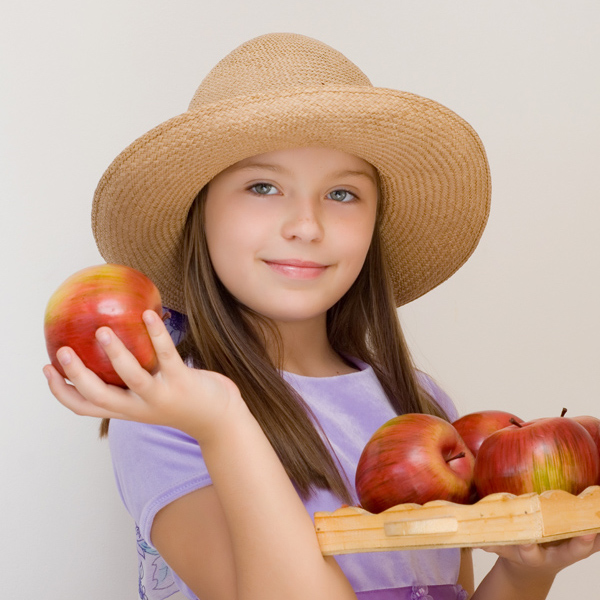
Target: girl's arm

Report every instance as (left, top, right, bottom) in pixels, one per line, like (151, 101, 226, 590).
(151, 400, 353, 600)
(457, 549, 475, 596)
(44, 310, 356, 600)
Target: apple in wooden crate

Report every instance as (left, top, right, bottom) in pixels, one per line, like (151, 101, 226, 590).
(452, 410, 524, 457)
(474, 411, 600, 497)
(355, 413, 476, 513)
(571, 415, 600, 454)
(44, 264, 163, 387)
(567, 414, 600, 484)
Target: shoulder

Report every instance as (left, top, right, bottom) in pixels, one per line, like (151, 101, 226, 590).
(108, 418, 209, 478)
(109, 417, 199, 454)
(108, 419, 212, 542)
(416, 371, 459, 422)
(108, 419, 209, 481)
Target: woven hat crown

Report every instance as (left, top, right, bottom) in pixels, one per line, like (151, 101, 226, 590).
(189, 34, 372, 109)
(92, 33, 491, 314)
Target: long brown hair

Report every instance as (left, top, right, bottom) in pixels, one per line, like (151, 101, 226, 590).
(100, 183, 448, 503)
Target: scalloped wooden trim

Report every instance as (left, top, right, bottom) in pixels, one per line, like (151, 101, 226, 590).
(314, 486, 600, 555)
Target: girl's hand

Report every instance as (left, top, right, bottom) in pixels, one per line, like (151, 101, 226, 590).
(470, 536, 600, 599)
(481, 533, 600, 577)
(43, 310, 244, 442)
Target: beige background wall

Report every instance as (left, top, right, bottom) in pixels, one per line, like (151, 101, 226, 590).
(2, 1, 598, 597)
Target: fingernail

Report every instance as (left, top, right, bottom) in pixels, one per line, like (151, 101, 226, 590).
(43, 366, 51, 381)
(96, 329, 111, 346)
(57, 348, 72, 365)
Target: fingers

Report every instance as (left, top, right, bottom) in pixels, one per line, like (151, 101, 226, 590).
(69, 310, 179, 394)
(142, 310, 182, 371)
(43, 361, 119, 419)
(563, 534, 598, 561)
(478, 534, 600, 572)
(44, 312, 182, 422)
(55, 345, 113, 400)
(95, 310, 182, 393)
(94, 326, 155, 393)
(479, 543, 545, 567)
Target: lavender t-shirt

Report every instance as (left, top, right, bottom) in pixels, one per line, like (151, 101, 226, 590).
(109, 353, 466, 600)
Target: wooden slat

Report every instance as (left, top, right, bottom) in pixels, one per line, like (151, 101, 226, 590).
(314, 486, 600, 555)
(540, 487, 600, 538)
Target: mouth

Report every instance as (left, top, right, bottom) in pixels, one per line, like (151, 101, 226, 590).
(263, 259, 329, 280)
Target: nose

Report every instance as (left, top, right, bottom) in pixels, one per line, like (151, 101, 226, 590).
(280, 195, 324, 242)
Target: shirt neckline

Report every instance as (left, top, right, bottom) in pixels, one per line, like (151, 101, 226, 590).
(281, 358, 371, 381)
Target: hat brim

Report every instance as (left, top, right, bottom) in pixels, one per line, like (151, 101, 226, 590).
(92, 86, 491, 313)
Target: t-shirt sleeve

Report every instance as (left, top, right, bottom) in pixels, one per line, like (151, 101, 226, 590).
(108, 418, 212, 546)
(416, 371, 460, 422)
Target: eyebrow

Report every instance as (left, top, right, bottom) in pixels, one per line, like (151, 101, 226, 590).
(329, 169, 377, 184)
(230, 162, 285, 174)
(229, 161, 377, 184)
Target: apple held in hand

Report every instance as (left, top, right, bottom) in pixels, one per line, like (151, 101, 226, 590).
(473, 413, 600, 497)
(452, 410, 524, 457)
(355, 413, 476, 513)
(44, 264, 163, 387)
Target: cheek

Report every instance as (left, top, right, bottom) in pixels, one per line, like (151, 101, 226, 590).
(341, 218, 375, 268)
(206, 225, 247, 279)
(204, 208, 266, 289)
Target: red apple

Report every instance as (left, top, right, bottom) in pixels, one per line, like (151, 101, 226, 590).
(570, 415, 600, 453)
(571, 415, 600, 482)
(473, 414, 600, 497)
(44, 264, 163, 387)
(355, 413, 476, 513)
(452, 410, 524, 457)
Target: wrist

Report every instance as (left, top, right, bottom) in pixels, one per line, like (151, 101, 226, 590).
(181, 371, 251, 446)
(195, 394, 254, 450)
(496, 555, 556, 592)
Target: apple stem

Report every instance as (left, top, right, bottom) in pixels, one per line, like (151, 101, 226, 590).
(447, 451, 466, 463)
(561, 407, 568, 417)
(510, 418, 523, 428)
(162, 310, 172, 322)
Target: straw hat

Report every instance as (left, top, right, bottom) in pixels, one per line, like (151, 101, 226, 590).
(92, 32, 491, 314)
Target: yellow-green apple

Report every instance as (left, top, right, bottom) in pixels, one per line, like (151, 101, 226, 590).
(355, 413, 476, 513)
(44, 264, 163, 387)
(452, 410, 524, 457)
(473, 414, 600, 497)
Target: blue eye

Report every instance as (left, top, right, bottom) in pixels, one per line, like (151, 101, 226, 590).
(250, 183, 278, 195)
(328, 189, 356, 202)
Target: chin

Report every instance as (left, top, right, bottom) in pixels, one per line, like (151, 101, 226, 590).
(243, 293, 338, 324)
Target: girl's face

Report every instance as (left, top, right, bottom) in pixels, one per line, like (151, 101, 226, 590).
(204, 147, 378, 326)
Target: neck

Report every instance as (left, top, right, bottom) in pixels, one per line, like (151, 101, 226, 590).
(261, 315, 357, 377)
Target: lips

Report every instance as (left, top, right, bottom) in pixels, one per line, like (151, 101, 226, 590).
(263, 259, 328, 279)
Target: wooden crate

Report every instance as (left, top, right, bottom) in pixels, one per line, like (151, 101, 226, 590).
(314, 486, 600, 555)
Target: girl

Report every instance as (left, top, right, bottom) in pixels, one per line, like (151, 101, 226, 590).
(44, 33, 599, 600)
